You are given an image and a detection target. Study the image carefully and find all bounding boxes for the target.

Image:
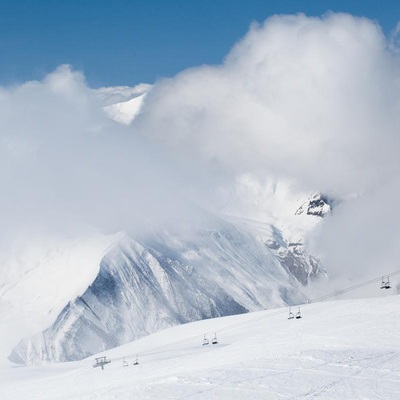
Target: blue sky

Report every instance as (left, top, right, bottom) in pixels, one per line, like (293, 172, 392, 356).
(0, 0, 399, 87)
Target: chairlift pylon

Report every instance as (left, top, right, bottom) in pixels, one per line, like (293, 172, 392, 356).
(93, 356, 111, 370)
(212, 333, 218, 345)
(381, 276, 391, 289)
(202, 334, 209, 346)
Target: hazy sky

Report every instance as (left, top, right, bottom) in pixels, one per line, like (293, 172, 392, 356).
(0, 0, 399, 87)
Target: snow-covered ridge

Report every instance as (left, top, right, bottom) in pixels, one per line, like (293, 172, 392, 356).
(225, 214, 326, 286)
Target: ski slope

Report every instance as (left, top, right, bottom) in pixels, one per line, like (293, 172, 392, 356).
(1, 294, 399, 399)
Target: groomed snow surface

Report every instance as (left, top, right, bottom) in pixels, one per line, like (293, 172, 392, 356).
(1, 294, 399, 399)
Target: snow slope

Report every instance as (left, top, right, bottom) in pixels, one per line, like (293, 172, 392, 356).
(1, 294, 399, 399)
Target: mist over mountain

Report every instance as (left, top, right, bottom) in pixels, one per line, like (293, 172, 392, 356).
(10, 215, 311, 365)
(134, 12, 400, 284)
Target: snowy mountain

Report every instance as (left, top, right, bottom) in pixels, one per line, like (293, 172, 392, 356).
(2, 87, 331, 366)
(95, 83, 150, 125)
(228, 215, 325, 286)
(10, 216, 308, 365)
(99, 87, 330, 287)
(295, 193, 334, 218)
(267, 193, 333, 285)
(1, 294, 399, 399)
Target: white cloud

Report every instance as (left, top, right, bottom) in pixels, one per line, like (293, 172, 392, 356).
(136, 13, 400, 197)
(134, 13, 400, 281)
(0, 65, 186, 242)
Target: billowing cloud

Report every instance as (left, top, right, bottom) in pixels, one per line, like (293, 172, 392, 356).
(0, 66, 190, 360)
(134, 13, 400, 282)
(0, 65, 188, 241)
(136, 13, 400, 197)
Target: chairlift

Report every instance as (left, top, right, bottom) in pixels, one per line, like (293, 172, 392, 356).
(295, 307, 302, 319)
(93, 356, 111, 370)
(122, 357, 128, 367)
(288, 307, 294, 320)
(212, 333, 218, 345)
(202, 334, 209, 346)
(133, 354, 139, 365)
(380, 276, 391, 289)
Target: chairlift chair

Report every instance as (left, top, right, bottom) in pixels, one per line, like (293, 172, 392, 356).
(133, 354, 139, 365)
(212, 333, 218, 345)
(122, 357, 128, 367)
(381, 276, 391, 289)
(295, 307, 302, 319)
(288, 307, 294, 320)
(202, 334, 209, 346)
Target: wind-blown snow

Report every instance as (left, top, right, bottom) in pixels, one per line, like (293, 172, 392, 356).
(1, 294, 399, 399)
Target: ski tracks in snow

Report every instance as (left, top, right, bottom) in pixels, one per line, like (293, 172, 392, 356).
(288, 350, 400, 400)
